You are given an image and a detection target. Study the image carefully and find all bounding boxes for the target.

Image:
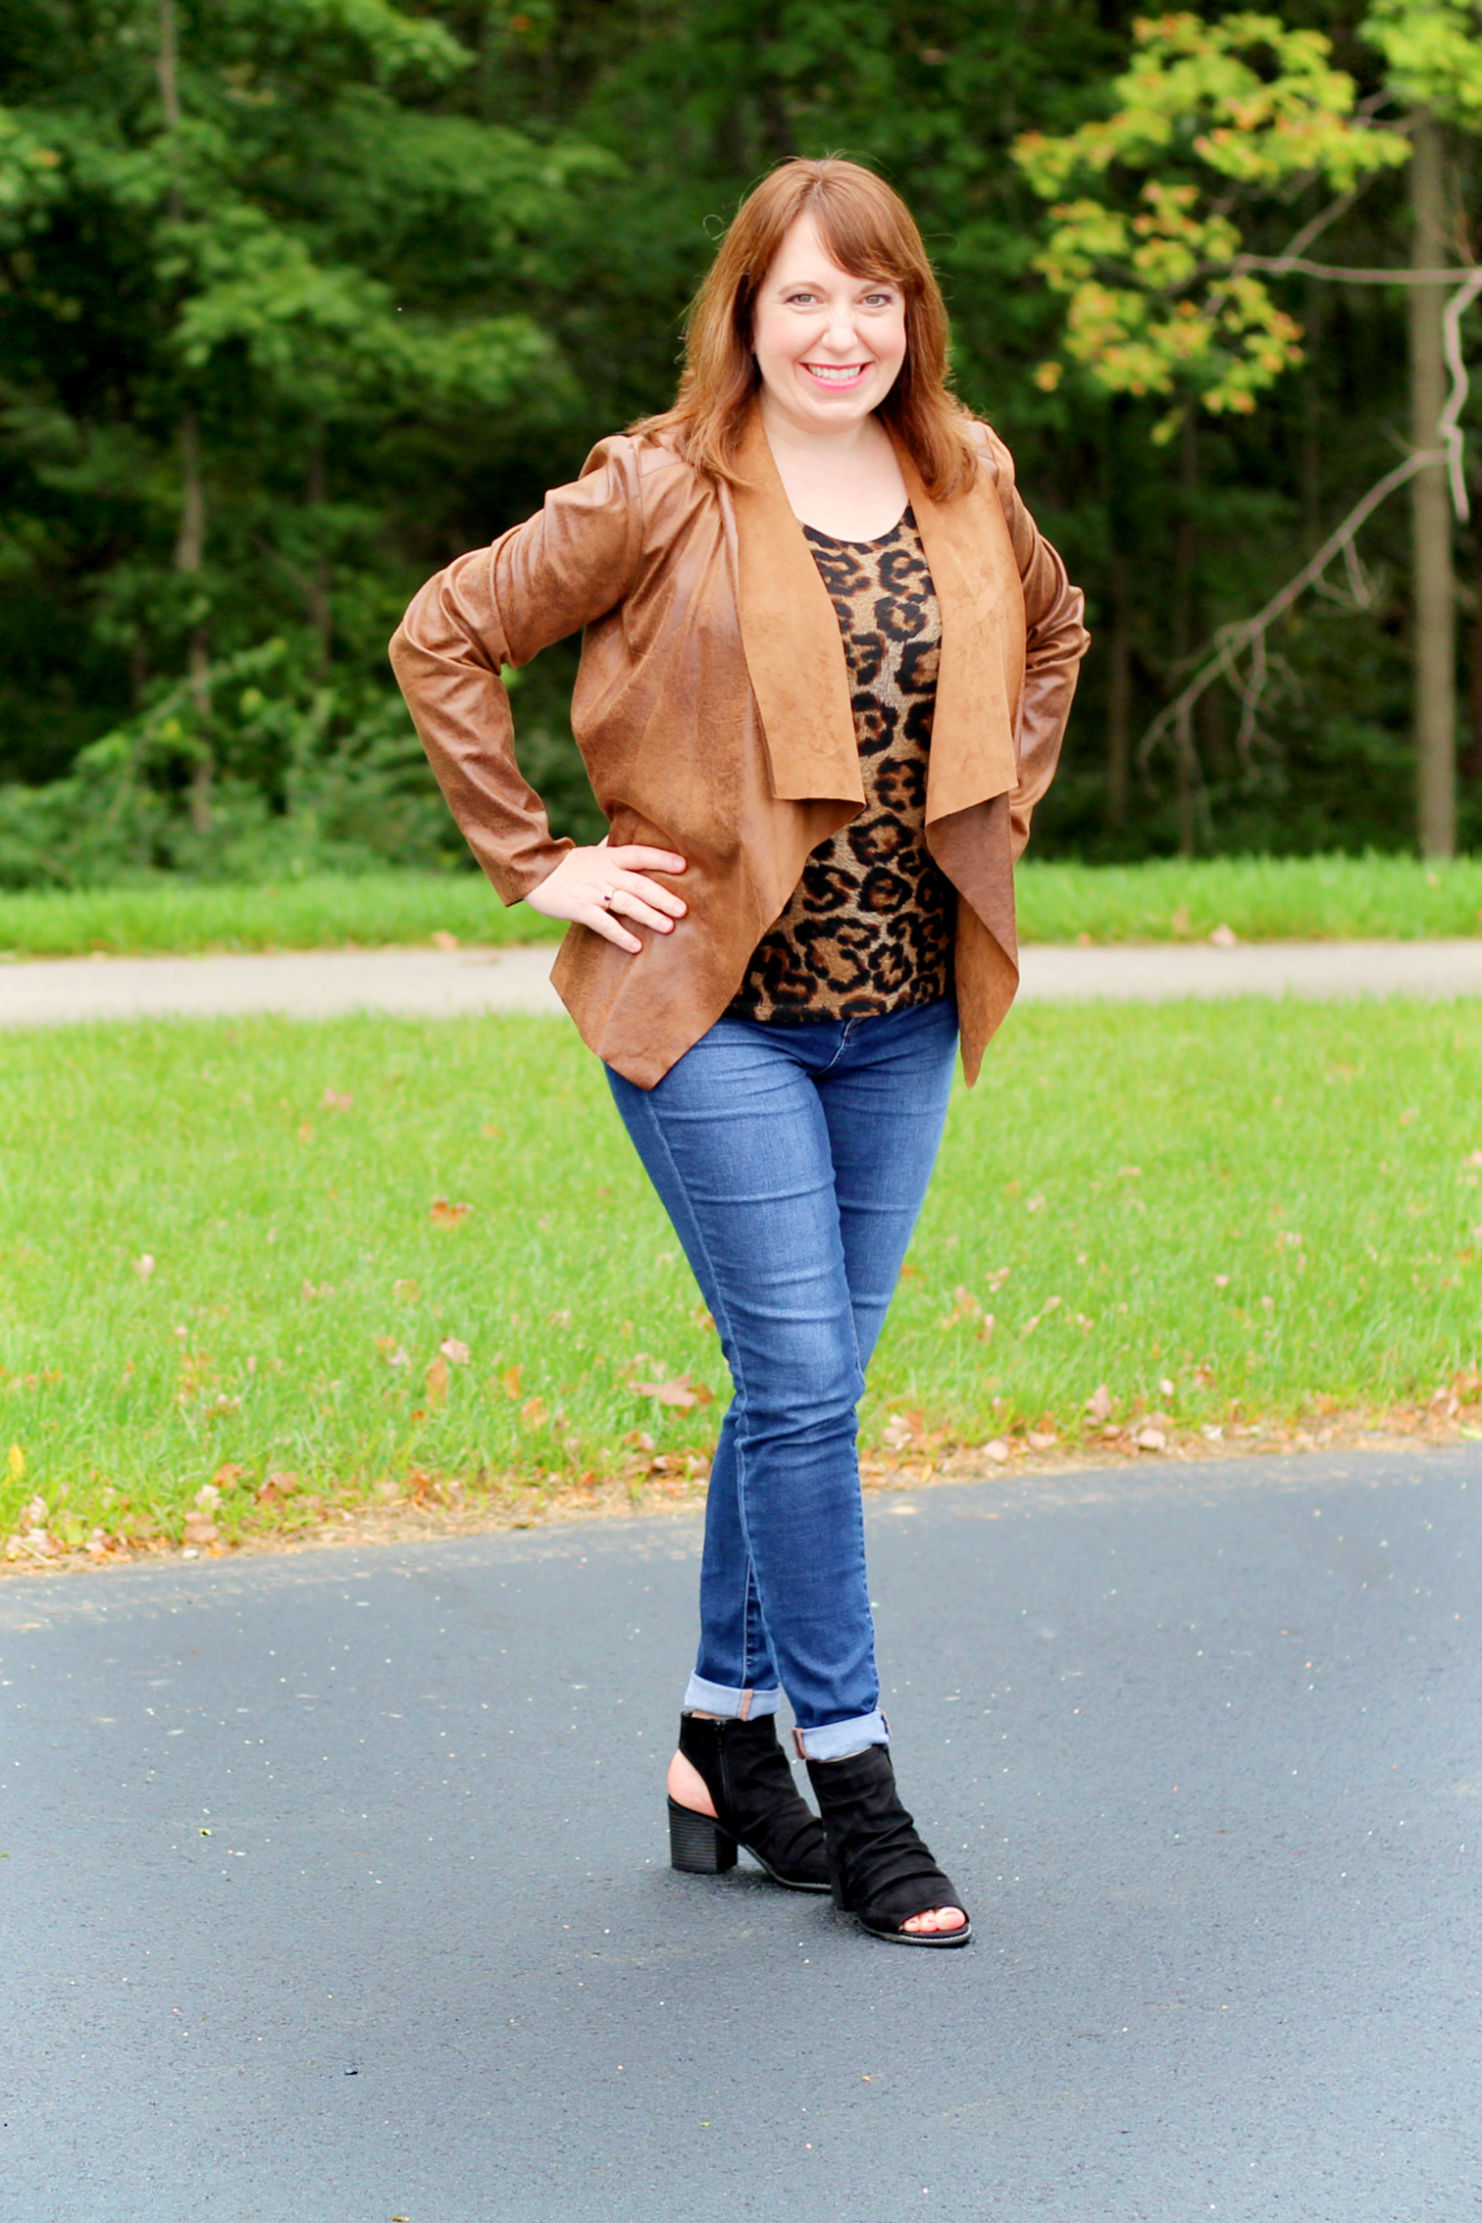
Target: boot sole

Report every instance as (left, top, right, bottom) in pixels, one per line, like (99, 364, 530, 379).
(668, 1798, 831, 1892)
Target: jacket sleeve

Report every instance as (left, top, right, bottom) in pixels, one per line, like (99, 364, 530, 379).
(388, 438, 645, 903)
(980, 427, 1090, 861)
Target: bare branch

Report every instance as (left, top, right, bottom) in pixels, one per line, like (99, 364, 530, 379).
(1274, 188, 1361, 265)
(1137, 450, 1441, 776)
(1439, 269, 1482, 519)
(1230, 253, 1475, 283)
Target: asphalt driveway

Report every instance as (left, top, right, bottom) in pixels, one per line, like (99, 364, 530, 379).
(2, 1444, 1476, 2222)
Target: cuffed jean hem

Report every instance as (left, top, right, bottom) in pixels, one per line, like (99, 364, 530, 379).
(794, 1708, 891, 1760)
(683, 1674, 782, 1721)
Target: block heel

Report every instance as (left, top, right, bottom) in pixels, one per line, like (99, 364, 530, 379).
(668, 1796, 738, 1875)
(665, 1714, 830, 1890)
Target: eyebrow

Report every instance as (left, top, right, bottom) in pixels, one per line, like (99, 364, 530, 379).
(772, 272, 898, 292)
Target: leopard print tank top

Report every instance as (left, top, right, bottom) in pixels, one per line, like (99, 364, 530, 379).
(727, 507, 955, 1024)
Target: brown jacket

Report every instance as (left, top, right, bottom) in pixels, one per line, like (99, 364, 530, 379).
(389, 407, 1088, 1088)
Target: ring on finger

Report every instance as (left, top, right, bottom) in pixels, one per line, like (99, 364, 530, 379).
(599, 885, 617, 908)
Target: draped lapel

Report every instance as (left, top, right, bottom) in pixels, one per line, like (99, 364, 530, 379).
(896, 440, 1024, 821)
(729, 404, 1024, 816)
(729, 409, 864, 806)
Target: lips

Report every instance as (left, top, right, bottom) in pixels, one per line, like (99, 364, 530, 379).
(802, 363, 869, 385)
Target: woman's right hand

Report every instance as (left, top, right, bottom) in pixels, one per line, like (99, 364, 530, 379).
(525, 840, 688, 955)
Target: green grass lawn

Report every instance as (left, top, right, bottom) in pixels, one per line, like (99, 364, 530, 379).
(2, 852, 1481, 958)
(4, 999, 1481, 1553)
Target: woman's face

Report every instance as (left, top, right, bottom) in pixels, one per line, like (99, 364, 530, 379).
(751, 212, 907, 439)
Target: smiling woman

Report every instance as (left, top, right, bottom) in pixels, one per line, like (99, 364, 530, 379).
(389, 155, 1089, 1947)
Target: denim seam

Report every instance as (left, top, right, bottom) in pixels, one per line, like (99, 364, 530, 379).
(623, 1088, 759, 1691)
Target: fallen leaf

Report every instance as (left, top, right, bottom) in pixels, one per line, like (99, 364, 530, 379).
(8, 1445, 25, 1483)
(429, 1197, 471, 1228)
(633, 1375, 713, 1409)
(255, 1470, 299, 1504)
(1159, 1376, 1175, 1398)
(1136, 1426, 1168, 1452)
(984, 1438, 1011, 1464)
(183, 1512, 219, 1545)
(1209, 922, 1238, 948)
(393, 1278, 420, 1304)
(520, 1396, 548, 1429)
(322, 1088, 353, 1113)
(439, 1337, 471, 1366)
(134, 1254, 156, 1279)
(424, 1355, 450, 1404)
(501, 1365, 523, 1399)
(431, 930, 460, 951)
(211, 1463, 244, 1489)
(195, 1483, 221, 1513)
(1085, 1384, 1113, 1422)
(1026, 1194, 1047, 1213)
(1171, 904, 1192, 936)
(297, 1122, 314, 1144)
(1027, 1431, 1058, 1452)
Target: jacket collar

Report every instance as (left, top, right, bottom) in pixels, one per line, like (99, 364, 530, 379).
(729, 403, 1023, 818)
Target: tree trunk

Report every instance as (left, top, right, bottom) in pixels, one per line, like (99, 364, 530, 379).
(1301, 276, 1324, 553)
(161, 0, 212, 835)
(1103, 401, 1131, 831)
(158, 0, 178, 132)
(175, 408, 213, 836)
(1106, 545, 1131, 831)
(305, 431, 332, 674)
(1172, 410, 1200, 856)
(1409, 113, 1456, 858)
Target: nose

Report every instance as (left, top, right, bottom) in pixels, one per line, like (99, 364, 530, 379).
(819, 301, 861, 355)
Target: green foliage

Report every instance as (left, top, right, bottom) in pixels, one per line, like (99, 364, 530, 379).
(2, 0, 1481, 862)
(1365, 0, 1482, 127)
(1014, 12, 1407, 432)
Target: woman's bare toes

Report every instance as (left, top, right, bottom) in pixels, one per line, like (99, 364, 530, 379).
(902, 1905, 967, 1935)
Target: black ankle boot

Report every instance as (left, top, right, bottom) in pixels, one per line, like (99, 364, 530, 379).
(668, 1713, 830, 1892)
(806, 1744, 971, 1947)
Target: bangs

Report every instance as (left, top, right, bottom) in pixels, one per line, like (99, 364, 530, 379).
(791, 180, 924, 294)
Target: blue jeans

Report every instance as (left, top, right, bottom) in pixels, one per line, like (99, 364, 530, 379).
(606, 997, 958, 1758)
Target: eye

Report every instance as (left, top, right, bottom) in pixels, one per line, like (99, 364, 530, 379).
(784, 290, 819, 306)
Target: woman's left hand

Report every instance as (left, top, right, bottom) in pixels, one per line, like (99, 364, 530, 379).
(523, 839, 689, 954)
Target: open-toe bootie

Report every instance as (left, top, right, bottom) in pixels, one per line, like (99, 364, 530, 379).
(668, 1712, 830, 1892)
(806, 1744, 972, 1947)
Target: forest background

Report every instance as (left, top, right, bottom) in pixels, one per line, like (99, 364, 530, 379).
(4, 0, 1482, 890)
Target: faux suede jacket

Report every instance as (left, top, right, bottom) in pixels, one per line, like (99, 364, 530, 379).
(389, 407, 1089, 1088)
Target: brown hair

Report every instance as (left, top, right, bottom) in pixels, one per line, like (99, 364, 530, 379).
(632, 157, 978, 501)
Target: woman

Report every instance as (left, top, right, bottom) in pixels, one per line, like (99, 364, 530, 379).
(390, 157, 1088, 1947)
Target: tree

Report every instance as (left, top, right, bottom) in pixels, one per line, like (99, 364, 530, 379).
(0, 0, 608, 872)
